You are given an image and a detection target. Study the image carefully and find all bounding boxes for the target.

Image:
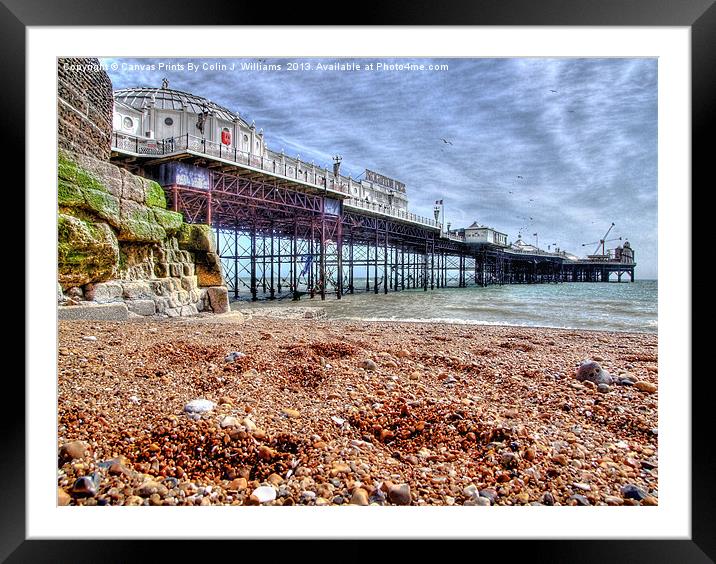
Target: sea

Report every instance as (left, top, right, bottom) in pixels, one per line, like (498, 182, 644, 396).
(234, 279, 658, 334)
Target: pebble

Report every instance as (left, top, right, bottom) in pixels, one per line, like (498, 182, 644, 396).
(604, 496, 624, 506)
(479, 488, 497, 504)
(642, 495, 658, 506)
(568, 494, 590, 506)
(576, 360, 613, 385)
(137, 481, 169, 497)
(516, 492, 530, 504)
(463, 485, 478, 498)
(542, 492, 555, 506)
(597, 383, 611, 393)
(228, 478, 248, 491)
(618, 377, 635, 386)
(57, 488, 72, 506)
(281, 408, 301, 418)
(59, 440, 90, 463)
(224, 351, 246, 363)
(252, 486, 276, 504)
(475, 496, 491, 506)
(361, 359, 378, 371)
(184, 399, 215, 414)
(331, 416, 346, 426)
(350, 488, 370, 505)
(621, 484, 648, 500)
(82, 336, 97, 341)
(220, 416, 241, 428)
(72, 476, 97, 497)
(388, 484, 412, 505)
(573, 482, 591, 491)
(634, 381, 657, 394)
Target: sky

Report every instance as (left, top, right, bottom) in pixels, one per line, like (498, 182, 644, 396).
(104, 57, 658, 279)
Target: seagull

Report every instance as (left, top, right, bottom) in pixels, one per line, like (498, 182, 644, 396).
(440, 138, 453, 145)
(550, 89, 558, 93)
(516, 175, 523, 179)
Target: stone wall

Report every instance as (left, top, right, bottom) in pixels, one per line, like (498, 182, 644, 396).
(57, 57, 114, 161)
(58, 149, 229, 318)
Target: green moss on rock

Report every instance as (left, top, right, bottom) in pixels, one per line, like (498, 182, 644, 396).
(58, 179, 85, 207)
(145, 180, 167, 209)
(83, 188, 120, 228)
(177, 223, 216, 252)
(153, 208, 184, 234)
(57, 213, 118, 290)
(58, 151, 107, 194)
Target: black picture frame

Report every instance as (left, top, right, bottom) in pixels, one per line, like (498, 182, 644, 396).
(7, 0, 706, 560)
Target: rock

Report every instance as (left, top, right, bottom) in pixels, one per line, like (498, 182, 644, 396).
(59, 440, 90, 463)
(642, 495, 658, 506)
(224, 351, 246, 363)
(195, 258, 224, 287)
(220, 416, 241, 428)
(573, 482, 591, 491)
(604, 496, 624, 506)
(388, 484, 412, 505)
(524, 447, 536, 461)
(177, 223, 216, 253)
(281, 408, 301, 418)
(463, 485, 478, 498)
(542, 492, 555, 506)
(58, 213, 119, 290)
(137, 481, 169, 497)
(252, 486, 276, 504)
(552, 454, 568, 466)
(57, 488, 72, 506)
(597, 383, 611, 393)
(227, 478, 247, 492)
(72, 476, 98, 497)
(634, 381, 657, 394)
(58, 302, 129, 321)
(258, 446, 277, 460)
(126, 299, 157, 316)
(479, 488, 497, 504)
(206, 286, 230, 314)
(124, 495, 144, 506)
(618, 377, 635, 386)
(361, 359, 378, 371)
(621, 484, 648, 501)
(350, 488, 370, 506)
(82, 335, 97, 341)
(516, 492, 530, 504)
(575, 360, 613, 385)
(183, 399, 215, 414)
(475, 496, 491, 506)
(84, 281, 123, 303)
(568, 494, 590, 506)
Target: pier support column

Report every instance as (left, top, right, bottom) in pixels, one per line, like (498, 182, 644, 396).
(250, 220, 257, 301)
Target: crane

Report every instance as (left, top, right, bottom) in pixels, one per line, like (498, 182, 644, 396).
(582, 222, 622, 256)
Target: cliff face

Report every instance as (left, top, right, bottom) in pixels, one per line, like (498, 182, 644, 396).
(57, 149, 229, 317)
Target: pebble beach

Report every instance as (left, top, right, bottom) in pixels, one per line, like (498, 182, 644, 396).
(57, 312, 658, 507)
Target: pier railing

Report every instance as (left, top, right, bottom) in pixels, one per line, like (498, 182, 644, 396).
(344, 197, 439, 229)
(112, 131, 440, 229)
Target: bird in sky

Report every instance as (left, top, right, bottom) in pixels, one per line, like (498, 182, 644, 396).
(440, 138, 453, 145)
(516, 175, 523, 179)
(550, 89, 558, 93)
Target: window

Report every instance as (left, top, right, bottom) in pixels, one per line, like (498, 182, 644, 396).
(122, 116, 134, 130)
(164, 117, 174, 126)
(243, 134, 249, 143)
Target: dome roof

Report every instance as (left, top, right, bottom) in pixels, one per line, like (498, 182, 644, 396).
(113, 87, 249, 125)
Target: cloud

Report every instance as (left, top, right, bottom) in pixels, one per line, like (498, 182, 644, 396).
(104, 57, 658, 278)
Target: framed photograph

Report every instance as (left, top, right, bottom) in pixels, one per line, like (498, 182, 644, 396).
(10, 0, 707, 560)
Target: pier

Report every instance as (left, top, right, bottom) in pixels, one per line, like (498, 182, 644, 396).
(110, 86, 635, 301)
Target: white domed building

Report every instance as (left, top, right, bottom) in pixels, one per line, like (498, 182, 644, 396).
(112, 83, 266, 157)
